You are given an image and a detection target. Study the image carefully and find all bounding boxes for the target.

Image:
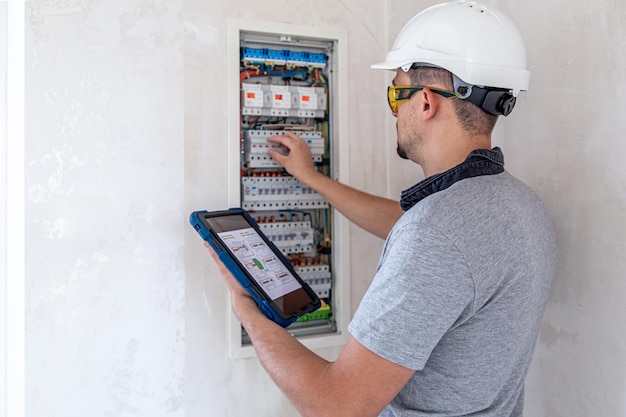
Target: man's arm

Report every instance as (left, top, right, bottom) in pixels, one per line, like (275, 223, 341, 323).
(206, 243, 414, 417)
(267, 132, 403, 240)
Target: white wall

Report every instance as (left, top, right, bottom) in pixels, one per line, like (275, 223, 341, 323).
(388, 1, 626, 416)
(19, 0, 626, 416)
(23, 0, 387, 416)
(25, 1, 186, 415)
(503, 1, 626, 416)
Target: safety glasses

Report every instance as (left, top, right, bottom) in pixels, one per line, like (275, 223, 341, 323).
(387, 85, 459, 113)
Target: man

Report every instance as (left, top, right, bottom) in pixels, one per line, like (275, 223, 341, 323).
(207, 1, 557, 416)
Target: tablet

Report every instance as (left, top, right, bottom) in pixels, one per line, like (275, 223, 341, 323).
(190, 208, 321, 327)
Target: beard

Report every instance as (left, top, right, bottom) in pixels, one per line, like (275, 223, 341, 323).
(395, 121, 410, 160)
(397, 125, 421, 161)
(396, 143, 409, 160)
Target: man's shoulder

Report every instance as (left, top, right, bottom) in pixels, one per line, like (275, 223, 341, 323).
(412, 171, 540, 210)
(397, 171, 551, 237)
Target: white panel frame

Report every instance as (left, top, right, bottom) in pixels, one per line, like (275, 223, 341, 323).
(226, 19, 350, 358)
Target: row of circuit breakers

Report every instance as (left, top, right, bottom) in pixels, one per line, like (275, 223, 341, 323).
(239, 42, 335, 332)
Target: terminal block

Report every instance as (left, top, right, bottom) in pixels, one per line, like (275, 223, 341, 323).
(242, 47, 327, 68)
(296, 300, 332, 323)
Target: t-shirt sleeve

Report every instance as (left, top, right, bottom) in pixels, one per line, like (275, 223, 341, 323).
(348, 222, 475, 371)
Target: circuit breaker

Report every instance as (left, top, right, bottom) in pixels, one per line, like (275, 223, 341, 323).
(227, 20, 350, 357)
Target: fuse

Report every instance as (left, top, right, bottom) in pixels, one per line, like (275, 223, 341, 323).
(244, 130, 324, 168)
(270, 85, 291, 116)
(241, 84, 267, 116)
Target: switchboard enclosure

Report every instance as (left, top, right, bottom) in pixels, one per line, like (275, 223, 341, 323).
(227, 19, 350, 358)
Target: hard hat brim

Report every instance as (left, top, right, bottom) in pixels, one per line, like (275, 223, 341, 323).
(371, 61, 398, 71)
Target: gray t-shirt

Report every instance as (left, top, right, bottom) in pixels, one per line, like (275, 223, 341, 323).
(348, 171, 557, 416)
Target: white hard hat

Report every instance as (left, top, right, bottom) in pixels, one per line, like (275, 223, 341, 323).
(372, 0, 530, 96)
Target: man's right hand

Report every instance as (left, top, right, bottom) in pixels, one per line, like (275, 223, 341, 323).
(268, 131, 403, 239)
(267, 132, 320, 186)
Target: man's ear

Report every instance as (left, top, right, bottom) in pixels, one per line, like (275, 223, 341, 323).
(421, 88, 439, 121)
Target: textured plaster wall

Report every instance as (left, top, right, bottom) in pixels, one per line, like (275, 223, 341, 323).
(25, 0, 186, 415)
(386, 1, 626, 416)
(504, 1, 626, 416)
(24, 0, 387, 416)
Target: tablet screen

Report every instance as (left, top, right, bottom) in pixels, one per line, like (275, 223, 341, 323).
(215, 224, 303, 300)
(202, 212, 316, 317)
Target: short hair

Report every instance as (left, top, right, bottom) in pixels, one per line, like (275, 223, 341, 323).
(407, 66, 498, 137)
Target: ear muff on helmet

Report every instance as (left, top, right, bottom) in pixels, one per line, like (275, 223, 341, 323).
(424, 64, 518, 117)
(465, 87, 517, 117)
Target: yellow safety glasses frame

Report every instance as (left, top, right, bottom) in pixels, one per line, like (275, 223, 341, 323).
(387, 85, 459, 113)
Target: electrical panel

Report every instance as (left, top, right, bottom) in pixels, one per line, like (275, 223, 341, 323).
(227, 20, 349, 357)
